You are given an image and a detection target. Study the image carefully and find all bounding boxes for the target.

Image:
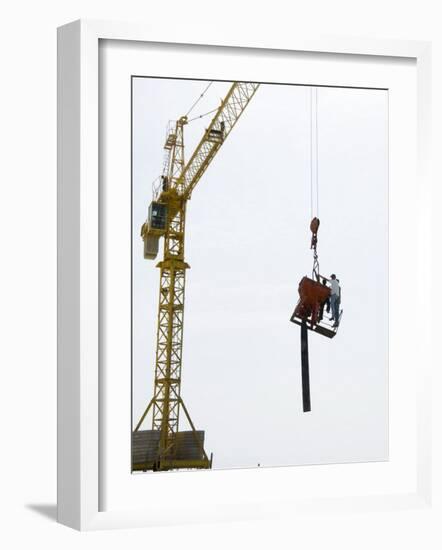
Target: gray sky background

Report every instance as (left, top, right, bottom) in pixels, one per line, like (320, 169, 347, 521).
(132, 77, 388, 470)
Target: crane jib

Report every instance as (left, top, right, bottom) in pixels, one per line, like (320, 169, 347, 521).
(180, 82, 260, 199)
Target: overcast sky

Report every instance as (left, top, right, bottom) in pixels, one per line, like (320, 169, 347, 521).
(132, 77, 388, 470)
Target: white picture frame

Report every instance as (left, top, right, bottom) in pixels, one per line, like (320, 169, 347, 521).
(57, 19, 434, 531)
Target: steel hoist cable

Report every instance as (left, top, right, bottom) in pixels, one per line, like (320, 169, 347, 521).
(310, 87, 320, 280)
(310, 88, 314, 219)
(185, 81, 214, 117)
(310, 87, 320, 220)
(315, 87, 319, 218)
(187, 107, 219, 123)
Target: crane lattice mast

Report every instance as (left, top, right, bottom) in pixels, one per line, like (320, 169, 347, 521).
(133, 82, 259, 472)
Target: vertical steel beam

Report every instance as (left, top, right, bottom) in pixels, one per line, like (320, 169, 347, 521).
(301, 321, 311, 412)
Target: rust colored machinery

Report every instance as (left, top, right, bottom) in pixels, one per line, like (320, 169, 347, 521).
(294, 276, 330, 328)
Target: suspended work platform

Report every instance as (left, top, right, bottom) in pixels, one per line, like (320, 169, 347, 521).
(290, 313, 339, 339)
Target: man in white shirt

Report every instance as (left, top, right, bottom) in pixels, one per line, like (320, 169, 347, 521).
(329, 274, 340, 327)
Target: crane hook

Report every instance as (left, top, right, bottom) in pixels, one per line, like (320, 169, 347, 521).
(310, 217, 320, 250)
(310, 217, 320, 280)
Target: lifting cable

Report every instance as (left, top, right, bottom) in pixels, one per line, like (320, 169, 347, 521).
(310, 88, 314, 219)
(187, 107, 219, 123)
(310, 87, 320, 220)
(185, 81, 214, 117)
(186, 82, 232, 124)
(310, 87, 320, 280)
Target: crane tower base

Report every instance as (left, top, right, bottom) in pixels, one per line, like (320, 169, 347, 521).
(132, 429, 212, 472)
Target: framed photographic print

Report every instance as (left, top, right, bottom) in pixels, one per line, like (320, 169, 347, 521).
(130, 76, 388, 472)
(57, 20, 434, 530)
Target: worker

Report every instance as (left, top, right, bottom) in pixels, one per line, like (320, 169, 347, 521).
(322, 277, 330, 314)
(318, 277, 330, 321)
(161, 175, 169, 192)
(336, 278, 342, 319)
(329, 274, 340, 327)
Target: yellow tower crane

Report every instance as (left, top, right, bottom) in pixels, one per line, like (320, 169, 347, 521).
(133, 82, 259, 472)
